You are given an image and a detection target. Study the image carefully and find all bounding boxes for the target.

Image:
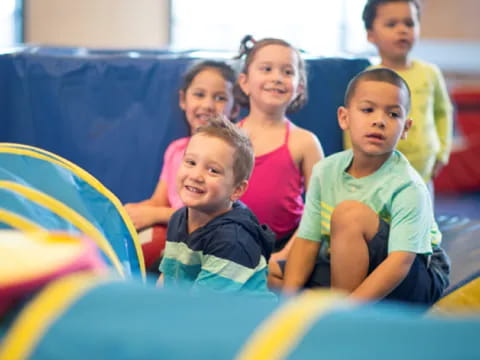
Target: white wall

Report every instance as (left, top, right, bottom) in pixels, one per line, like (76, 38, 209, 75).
(421, 0, 480, 40)
(25, 0, 480, 49)
(25, 0, 170, 48)
(23, 0, 480, 85)
(413, 0, 480, 85)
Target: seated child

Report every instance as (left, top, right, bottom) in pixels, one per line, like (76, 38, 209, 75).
(124, 60, 238, 269)
(234, 36, 324, 259)
(159, 115, 275, 295)
(270, 68, 450, 304)
(124, 60, 238, 230)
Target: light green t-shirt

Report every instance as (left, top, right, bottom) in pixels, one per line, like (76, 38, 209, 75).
(298, 150, 441, 257)
(344, 60, 453, 182)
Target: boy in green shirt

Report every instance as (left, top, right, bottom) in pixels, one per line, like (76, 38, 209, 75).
(270, 68, 450, 304)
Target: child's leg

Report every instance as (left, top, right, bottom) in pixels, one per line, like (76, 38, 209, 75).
(267, 258, 331, 290)
(330, 200, 380, 292)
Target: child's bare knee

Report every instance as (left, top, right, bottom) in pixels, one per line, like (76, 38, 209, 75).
(331, 200, 379, 240)
(331, 200, 374, 225)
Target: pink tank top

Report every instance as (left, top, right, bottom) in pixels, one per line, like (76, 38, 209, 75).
(160, 137, 189, 209)
(240, 121, 304, 239)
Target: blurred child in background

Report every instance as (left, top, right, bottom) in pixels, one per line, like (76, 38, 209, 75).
(345, 0, 453, 187)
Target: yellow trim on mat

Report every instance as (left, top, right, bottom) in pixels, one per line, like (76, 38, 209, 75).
(0, 209, 43, 231)
(236, 290, 349, 360)
(0, 272, 109, 360)
(0, 143, 145, 278)
(430, 276, 480, 315)
(0, 181, 124, 277)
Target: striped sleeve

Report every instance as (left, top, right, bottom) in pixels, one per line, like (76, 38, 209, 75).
(194, 254, 268, 292)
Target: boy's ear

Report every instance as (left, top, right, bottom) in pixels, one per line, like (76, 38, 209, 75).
(401, 118, 413, 139)
(230, 180, 248, 202)
(179, 90, 186, 111)
(238, 73, 250, 96)
(337, 106, 350, 131)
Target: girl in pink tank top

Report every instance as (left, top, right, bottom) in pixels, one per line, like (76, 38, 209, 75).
(235, 36, 324, 258)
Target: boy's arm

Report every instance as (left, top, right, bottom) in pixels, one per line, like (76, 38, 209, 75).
(432, 65, 454, 167)
(353, 183, 433, 301)
(282, 237, 321, 294)
(350, 251, 416, 301)
(193, 227, 266, 293)
(282, 161, 324, 291)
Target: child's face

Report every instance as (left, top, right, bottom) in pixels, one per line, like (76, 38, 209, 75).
(179, 68, 236, 132)
(367, 2, 420, 63)
(176, 133, 247, 218)
(238, 44, 303, 114)
(338, 80, 412, 159)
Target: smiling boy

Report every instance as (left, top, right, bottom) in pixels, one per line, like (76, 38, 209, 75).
(277, 68, 450, 304)
(159, 116, 275, 295)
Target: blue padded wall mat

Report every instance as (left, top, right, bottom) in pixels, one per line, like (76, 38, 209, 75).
(0, 48, 369, 203)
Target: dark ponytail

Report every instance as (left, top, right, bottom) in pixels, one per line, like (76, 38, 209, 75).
(234, 34, 256, 60)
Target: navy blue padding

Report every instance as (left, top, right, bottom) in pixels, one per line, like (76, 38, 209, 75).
(0, 47, 369, 203)
(290, 57, 370, 155)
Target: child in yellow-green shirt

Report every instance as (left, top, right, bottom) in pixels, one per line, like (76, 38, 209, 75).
(345, 0, 453, 183)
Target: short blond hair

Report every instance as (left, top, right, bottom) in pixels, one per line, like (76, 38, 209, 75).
(193, 115, 254, 185)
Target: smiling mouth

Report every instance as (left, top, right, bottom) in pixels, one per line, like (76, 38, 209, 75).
(185, 185, 204, 194)
(195, 114, 212, 122)
(264, 87, 287, 94)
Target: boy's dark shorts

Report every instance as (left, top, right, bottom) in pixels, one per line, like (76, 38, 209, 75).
(278, 218, 449, 305)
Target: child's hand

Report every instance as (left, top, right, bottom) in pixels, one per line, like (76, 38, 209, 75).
(124, 203, 154, 231)
(432, 160, 445, 178)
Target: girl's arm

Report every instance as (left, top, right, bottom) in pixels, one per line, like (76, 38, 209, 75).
(300, 130, 324, 189)
(273, 130, 324, 260)
(124, 179, 176, 230)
